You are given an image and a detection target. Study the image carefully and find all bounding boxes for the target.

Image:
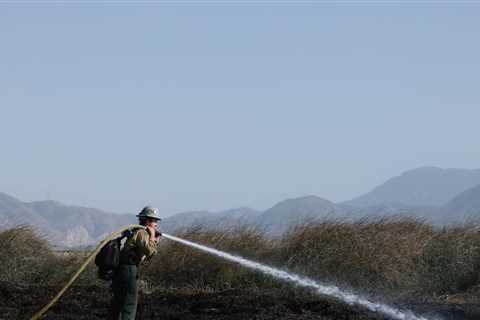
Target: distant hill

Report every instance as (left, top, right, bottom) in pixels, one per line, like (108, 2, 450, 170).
(339, 202, 441, 222)
(442, 184, 480, 222)
(0, 192, 49, 229)
(0, 192, 135, 247)
(161, 207, 261, 233)
(256, 196, 345, 234)
(345, 167, 480, 207)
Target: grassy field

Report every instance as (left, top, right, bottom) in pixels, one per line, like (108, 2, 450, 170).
(3, 218, 480, 319)
(2, 217, 480, 300)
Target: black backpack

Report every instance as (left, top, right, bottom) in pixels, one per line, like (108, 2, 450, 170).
(95, 228, 137, 281)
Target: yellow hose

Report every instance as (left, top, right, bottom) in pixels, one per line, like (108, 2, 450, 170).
(30, 224, 146, 320)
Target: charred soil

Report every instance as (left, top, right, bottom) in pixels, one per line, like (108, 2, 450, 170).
(2, 282, 480, 320)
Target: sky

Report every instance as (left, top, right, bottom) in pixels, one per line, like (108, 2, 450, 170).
(1, 2, 479, 216)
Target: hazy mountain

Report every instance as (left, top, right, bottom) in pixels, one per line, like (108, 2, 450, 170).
(339, 202, 441, 222)
(0, 193, 135, 247)
(442, 184, 480, 222)
(345, 167, 480, 208)
(25, 200, 135, 240)
(160, 210, 211, 232)
(257, 196, 346, 234)
(0, 192, 49, 229)
(161, 207, 261, 233)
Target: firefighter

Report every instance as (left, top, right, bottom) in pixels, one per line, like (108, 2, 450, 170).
(109, 206, 162, 320)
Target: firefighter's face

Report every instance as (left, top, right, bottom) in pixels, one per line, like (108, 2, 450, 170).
(145, 218, 158, 228)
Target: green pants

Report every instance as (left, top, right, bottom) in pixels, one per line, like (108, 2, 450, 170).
(110, 265, 138, 320)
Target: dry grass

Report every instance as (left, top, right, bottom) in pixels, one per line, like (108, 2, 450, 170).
(277, 216, 435, 295)
(2, 217, 480, 299)
(416, 223, 480, 294)
(143, 224, 277, 290)
(277, 217, 480, 297)
(145, 217, 480, 298)
(0, 226, 57, 284)
(0, 226, 98, 285)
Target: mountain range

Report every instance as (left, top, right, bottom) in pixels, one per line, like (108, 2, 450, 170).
(2, 166, 480, 247)
(344, 167, 480, 207)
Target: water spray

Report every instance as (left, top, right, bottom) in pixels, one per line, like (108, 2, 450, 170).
(163, 233, 437, 320)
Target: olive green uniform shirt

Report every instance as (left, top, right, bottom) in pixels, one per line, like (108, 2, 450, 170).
(121, 229, 158, 265)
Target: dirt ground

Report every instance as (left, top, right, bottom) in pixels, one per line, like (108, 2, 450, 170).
(2, 282, 480, 320)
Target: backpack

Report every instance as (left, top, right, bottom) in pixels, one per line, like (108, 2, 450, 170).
(94, 228, 137, 281)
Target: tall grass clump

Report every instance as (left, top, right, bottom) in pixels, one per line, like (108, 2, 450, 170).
(144, 224, 277, 291)
(0, 226, 97, 286)
(417, 223, 480, 295)
(277, 216, 480, 297)
(0, 226, 57, 284)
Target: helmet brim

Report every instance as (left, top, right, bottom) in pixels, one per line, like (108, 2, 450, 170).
(136, 215, 162, 221)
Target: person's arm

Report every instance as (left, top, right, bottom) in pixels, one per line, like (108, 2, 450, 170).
(136, 229, 158, 260)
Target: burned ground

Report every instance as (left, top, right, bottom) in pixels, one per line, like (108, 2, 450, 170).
(3, 282, 480, 320)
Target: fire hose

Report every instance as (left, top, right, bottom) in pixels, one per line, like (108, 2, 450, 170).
(30, 224, 146, 320)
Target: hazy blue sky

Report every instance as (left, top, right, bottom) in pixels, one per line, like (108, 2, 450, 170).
(1, 3, 479, 216)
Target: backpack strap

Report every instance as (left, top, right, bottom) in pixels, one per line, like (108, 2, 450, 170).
(119, 227, 145, 265)
(121, 227, 143, 239)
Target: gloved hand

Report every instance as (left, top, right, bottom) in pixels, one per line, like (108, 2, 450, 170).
(146, 226, 156, 238)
